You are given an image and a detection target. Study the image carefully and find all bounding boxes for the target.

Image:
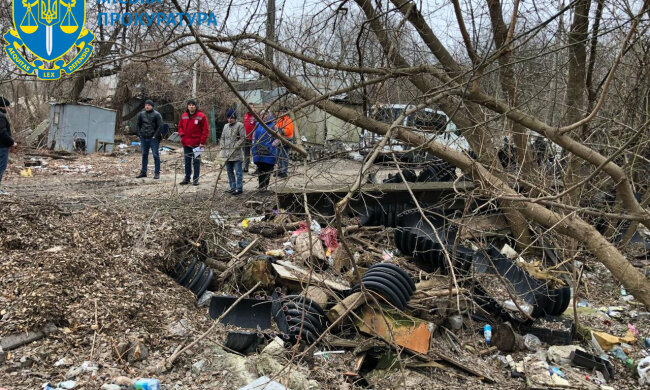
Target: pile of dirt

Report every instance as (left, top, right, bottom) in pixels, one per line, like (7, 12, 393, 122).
(0, 197, 213, 387)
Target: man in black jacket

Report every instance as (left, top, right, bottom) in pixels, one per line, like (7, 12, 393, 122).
(135, 99, 163, 179)
(0, 97, 16, 195)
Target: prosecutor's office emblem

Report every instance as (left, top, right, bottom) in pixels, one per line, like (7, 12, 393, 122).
(4, 0, 95, 80)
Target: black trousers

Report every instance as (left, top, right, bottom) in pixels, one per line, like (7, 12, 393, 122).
(256, 162, 274, 190)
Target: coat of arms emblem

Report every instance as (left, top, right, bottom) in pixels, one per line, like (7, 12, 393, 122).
(4, 0, 95, 80)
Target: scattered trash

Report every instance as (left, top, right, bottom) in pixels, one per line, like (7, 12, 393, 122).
(358, 306, 432, 354)
(241, 216, 265, 228)
(547, 345, 584, 366)
(523, 333, 542, 351)
(592, 330, 636, 351)
(210, 211, 226, 227)
(65, 361, 98, 379)
(133, 378, 161, 389)
(20, 167, 33, 177)
(571, 349, 615, 381)
(610, 346, 628, 361)
(638, 357, 650, 386)
(549, 366, 566, 378)
(209, 296, 273, 329)
(484, 324, 492, 344)
(238, 376, 286, 390)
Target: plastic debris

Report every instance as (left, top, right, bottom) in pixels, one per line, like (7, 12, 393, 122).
(133, 378, 161, 389)
(238, 376, 286, 390)
(484, 325, 492, 344)
(638, 356, 650, 386)
(628, 324, 639, 336)
(549, 366, 566, 378)
(610, 346, 628, 361)
(523, 334, 542, 352)
(592, 330, 636, 351)
(241, 216, 264, 228)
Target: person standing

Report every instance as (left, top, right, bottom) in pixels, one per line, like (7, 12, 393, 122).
(242, 102, 257, 173)
(0, 97, 16, 195)
(275, 107, 294, 178)
(252, 111, 278, 192)
(178, 99, 209, 186)
(220, 109, 246, 195)
(135, 99, 164, 179)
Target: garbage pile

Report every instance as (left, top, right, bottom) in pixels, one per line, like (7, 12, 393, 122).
(164, 203, 650, 389)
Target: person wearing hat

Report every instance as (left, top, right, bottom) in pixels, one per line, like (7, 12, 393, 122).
(252, 110, 279, 193)
(275, 106, 294, 178)
(0, 97, 16, 195)
(178, 99, 210, 185)
(219, 109, 246, 195)
(135, 99, 164, 179)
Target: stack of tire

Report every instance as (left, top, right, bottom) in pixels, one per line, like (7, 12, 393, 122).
(170, 257, 214, 298)
(351, 263, 416, 310)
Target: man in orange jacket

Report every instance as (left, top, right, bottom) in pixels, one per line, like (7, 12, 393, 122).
(275, 107, 294, 178)
(178, 99, 210, 185)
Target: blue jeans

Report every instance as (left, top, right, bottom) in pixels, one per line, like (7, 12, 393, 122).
(0, 147, 8, 187)
(225, 160, 243, 191)
(183, 146, 201, 181)
(140, 137, 160, 174)
(279, 145, 289, 175)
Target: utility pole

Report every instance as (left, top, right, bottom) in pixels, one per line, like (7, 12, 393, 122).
(192, 0, 200, 97)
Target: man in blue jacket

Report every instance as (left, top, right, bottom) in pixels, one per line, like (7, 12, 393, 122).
(252, 111, 278, 192)
(0, 97, 16, 195)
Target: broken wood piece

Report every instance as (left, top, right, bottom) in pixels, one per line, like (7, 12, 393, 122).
(411, 288, 463, 300)
(272, 260, 350, 292)
(327, 292, 365, 323)
(217, 238, 260, 282)
(302, 286, 330, 308)
(357, 306, 432, 355)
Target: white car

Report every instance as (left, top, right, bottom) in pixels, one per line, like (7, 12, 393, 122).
(359, 104, 469, 162)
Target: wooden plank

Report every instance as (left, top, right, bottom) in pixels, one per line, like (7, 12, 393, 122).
(273, 181, 474, 195)
(272, 261, 350, 291)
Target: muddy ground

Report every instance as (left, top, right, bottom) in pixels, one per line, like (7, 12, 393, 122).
(1, 144, 649, 389)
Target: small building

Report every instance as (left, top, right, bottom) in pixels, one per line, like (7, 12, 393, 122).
(47, 103, 117, 153)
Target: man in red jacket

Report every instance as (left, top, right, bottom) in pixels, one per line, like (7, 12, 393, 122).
(242, 102, 257, 173)
(178, 99, 209, 185)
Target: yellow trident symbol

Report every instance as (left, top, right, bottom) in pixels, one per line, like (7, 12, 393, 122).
(40, 0, 58, 24)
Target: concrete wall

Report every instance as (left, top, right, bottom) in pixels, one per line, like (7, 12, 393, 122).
(48, 104, 117, 153)
(294, 105, 362, 144)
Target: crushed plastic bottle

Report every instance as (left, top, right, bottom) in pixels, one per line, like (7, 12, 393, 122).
(523, 334, 542, 351)
(132, 378, 161, 390)
(611, 346, 628, 361)
(483, 325, 492, 344)
(549, 366, 566, 378)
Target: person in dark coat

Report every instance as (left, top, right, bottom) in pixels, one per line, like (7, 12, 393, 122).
(0, 97, 16, 195)
(135, 99, 164, 179)
(252, 111, 278, 192)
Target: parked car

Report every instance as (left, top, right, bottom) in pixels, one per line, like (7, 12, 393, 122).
(359, 104, 469, 163)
